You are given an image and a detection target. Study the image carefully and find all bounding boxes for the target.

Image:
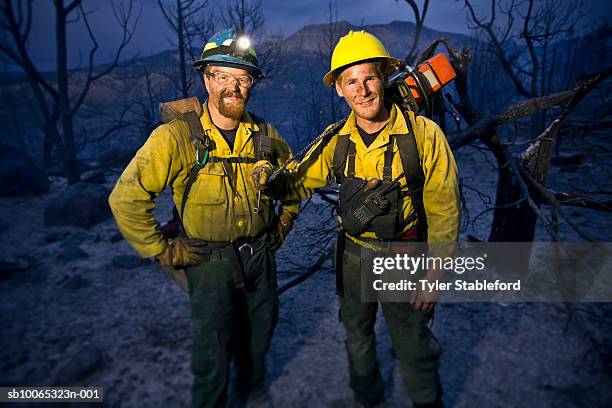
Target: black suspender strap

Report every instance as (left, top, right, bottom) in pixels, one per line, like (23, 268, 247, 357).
(383, 136, 394, 181)
(331, 134, 356, 181)
(333, 134, 394, 182)
(256, 124, 272, 161)
(395, 111, 426, 238)
(395, 112, 425, 207)
(181, 163, 204, 219)
(182, 111, 209, 163)
(250, 113, 273, 161)
(178, 110, 211, 219)
(346, 142, 356, 179)
(333, 134, 351, 183)
(207, 156, 259, 164)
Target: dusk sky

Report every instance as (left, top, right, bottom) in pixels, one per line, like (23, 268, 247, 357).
(4, 0, 611, 72)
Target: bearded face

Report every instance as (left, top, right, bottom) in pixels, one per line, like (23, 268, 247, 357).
(216, 88, 247, 120)
(204, 66, 252, 121)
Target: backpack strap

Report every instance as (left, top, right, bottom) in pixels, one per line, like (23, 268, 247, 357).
(181, 162, 205, 219)
(332, 134, 351, 183)
(332, 127, 395, 183)
(183, 111, 210, 165)
(383, 137, 394, 181)
(333, 133, 396, 183)
(158, 97, 211, 220)
(250, 112, 273, 161)
(159, 97, 209, 165)
(207, 156, 258, 164)
(180, 111, 209, 219)
(394, 110, 427, 239)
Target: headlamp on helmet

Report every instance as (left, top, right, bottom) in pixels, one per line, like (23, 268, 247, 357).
(193, 29, 265, 79)
(236, 35, 251, 51)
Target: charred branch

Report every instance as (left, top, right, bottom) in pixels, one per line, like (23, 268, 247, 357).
(397, 0, 429, 64)
(554, 193, 612, 212)
(277, 246, 334, 295)
(449, 68, 611, 150)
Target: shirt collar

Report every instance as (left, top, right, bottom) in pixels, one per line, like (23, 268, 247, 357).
(337, 103, 409, 151)
(338, 103, 408, 136)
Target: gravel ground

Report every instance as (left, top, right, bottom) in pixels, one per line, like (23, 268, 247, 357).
(0, 171, 610, 407)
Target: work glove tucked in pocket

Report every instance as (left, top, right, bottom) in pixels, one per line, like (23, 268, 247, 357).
(156, 235, 210, 268)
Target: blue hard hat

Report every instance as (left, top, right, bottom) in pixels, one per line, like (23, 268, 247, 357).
(193, 28, 265, 79)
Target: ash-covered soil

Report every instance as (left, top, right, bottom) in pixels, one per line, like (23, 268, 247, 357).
(0, 167, 610, 407)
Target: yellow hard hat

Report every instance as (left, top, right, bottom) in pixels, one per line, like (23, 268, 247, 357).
(323, 30, 401, 86)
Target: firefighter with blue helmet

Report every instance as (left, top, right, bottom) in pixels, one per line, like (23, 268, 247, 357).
(109, 28, 298, 407)
(193, 28, 265, 79)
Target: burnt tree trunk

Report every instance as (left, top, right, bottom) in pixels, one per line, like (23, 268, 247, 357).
(488, 171, 539, 241)
(489, 125, 557, 242)
(55, 0, 80, 184)
(176, 0, 188, 99)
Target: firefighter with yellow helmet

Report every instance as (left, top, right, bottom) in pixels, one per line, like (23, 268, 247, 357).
(253, 30, 459, 407)
(109, 28, 299, 407)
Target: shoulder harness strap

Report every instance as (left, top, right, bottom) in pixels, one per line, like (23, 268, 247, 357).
(332, 134, 352, 183)
(159, 97, 210, 163)
(383, 137, 394, 181)
(158, 97, 211, 219)
(250, 112, 273, 162)
(395, 110, 426, 237)
(332, 132, 400, 183)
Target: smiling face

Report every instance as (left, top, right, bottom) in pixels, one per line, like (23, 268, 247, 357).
(204, 65, 252, 121)
(335, 62, 388, 127)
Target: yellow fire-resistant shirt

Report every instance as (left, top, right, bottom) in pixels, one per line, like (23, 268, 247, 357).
(108, 101, 300, 258)
(283, 103, 460, 246)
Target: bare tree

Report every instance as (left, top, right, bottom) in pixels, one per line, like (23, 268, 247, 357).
(74, 61, 175, 170)
(0, 0, 61, 169)
(290, 67, 328, 150)
(463, 0, 586, 136)
(0, 0, 139, 183)
(317, 0, 342, 123)
(396, 0, 430, 64)
(396, 0, 453, 127)
(388, 0, 610, 247)
(420, 36, 609, 244)
(221, 0, 263, 35)
(218, 0, 287, 105)
(158, 0, 213, 99)
(455, 0, 599, 243)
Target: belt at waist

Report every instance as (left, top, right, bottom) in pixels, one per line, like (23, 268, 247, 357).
(346, 228, 421, 253)
(195, 236, 266, 292)
(204, 236, 266, 259)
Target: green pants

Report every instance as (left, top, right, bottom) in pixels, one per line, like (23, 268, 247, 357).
(340, 241, 442, 406)
(186, 244, 278, 408)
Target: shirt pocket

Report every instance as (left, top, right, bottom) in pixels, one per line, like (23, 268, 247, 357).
(188, 162, 228, 206)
